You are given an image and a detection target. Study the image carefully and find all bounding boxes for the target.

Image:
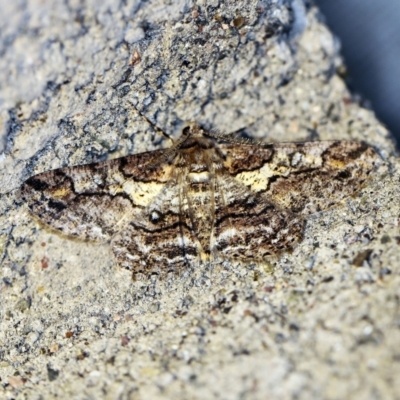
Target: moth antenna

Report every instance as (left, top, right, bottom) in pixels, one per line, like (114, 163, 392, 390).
(131, 101, 175, 144)
(207, 127, 268, 146)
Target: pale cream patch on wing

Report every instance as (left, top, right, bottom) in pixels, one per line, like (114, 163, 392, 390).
(122, 181, 166, 206)
(234, 169, 270, 191)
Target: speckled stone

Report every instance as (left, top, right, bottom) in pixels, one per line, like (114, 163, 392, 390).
(1, 1, 400, 399)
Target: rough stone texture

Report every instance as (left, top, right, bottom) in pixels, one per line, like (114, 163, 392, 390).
(0, 1, 399, 399)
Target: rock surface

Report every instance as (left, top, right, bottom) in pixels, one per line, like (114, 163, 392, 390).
(1, 0, 399, 399)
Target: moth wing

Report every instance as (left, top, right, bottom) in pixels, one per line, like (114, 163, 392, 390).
(212, 174, 304, 260)
(111, 177, 202, 275)
(20, 150, 174, 241)
(220, 141, 381, 216)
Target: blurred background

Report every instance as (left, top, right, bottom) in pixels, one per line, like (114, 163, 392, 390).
(316, 0, 400, 145)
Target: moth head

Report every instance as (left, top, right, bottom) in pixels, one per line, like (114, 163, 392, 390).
(181, 122, 202, 137)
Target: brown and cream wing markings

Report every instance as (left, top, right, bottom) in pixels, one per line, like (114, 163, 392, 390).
(20, 149, 173, 241)
(20, 128, 381, 274)
(221, 140, 380, 215)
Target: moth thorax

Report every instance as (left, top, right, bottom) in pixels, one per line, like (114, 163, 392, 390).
(187, 171, 212, 184)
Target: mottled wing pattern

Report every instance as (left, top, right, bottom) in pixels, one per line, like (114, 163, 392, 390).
(21, 131, 381, 275)
(20, 150, 173, 241)
(21, 151, 208, 274)
(212, 174, 304, 261)
(211, 140, 381, 260)
(221, 141, 381, 215)
(111, 176, 201, 274)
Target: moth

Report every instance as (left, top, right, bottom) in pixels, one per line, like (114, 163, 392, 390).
(21, 124, 381, 275)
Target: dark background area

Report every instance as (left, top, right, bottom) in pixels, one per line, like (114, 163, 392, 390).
(316, 0, 400, 145)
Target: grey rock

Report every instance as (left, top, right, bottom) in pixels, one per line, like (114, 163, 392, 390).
(1, 1, 399, 399)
